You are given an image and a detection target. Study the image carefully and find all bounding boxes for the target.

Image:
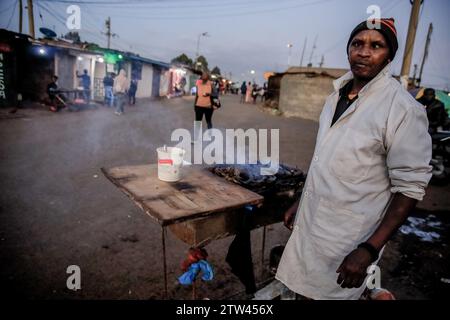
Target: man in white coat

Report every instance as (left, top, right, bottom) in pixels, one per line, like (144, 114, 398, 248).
(276, 18, 432, 300)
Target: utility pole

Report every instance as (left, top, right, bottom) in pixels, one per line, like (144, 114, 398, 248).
(319, 55, 324, 68)
(418, 23, 433, 88)
(19, 0, 23, 33)
(105, 17, 112, 49)
(27, 0, 35, 38)
(103, 17, 117, 49)
(400, 0, 422, 88)
(308, 35, 318, 67)
(299, 37, 307, 67)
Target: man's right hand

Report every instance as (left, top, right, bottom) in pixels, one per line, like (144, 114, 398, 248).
(283, 199, 300, 230)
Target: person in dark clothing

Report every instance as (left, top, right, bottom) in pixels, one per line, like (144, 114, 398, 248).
(252, 84, 259, 104)
(128, 79, 138, 105)
(261, 82, 268, 102)
(76, 69, 91, 104)
(240, 81, 247, 103)
(47, 75, 66, 112)
(417, 88, 449, 132)
(103, 73, 114, 107)
(226, 206, 257, 295)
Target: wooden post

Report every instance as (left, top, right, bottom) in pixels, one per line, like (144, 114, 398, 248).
(19, 0, 23, 33)
(400, 0, 422, 88)
(27, 0, 35, 38)
(418, 23, 433, 88)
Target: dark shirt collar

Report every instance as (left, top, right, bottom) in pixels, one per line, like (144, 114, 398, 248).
(339, 79, 354, 99)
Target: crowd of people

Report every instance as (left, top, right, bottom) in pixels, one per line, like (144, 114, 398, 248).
(240, 81, 267, 104)
(46, 68, 138, 115)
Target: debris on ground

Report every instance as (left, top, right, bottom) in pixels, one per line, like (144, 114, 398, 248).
(399, 215, 443, 242)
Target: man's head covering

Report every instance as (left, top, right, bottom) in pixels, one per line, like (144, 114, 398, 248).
(347, 18, 398, 60)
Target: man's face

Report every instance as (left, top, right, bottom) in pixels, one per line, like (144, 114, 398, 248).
(348, 30, 390, 81)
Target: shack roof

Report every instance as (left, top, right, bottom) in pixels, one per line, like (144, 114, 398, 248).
(283, 66, 348, 79)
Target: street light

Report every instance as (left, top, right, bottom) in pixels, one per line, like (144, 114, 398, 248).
(250, 70, 256, 83)
(195, 32, 209, 69)
(287, 43, 293, 67)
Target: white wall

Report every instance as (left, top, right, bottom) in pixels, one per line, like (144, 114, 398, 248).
(135, 64, 153, 98)
(159, 70, 170, 96)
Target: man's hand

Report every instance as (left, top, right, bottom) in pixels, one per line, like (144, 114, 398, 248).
(284, 210, 295, 230)
(336, 248, 372, 288)
(283, 199, 299, 230)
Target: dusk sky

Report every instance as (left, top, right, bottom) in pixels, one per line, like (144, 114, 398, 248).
(1, 0, 449, 89)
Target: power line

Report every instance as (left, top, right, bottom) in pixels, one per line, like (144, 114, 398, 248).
(84, 0, 336, 20)
(39, 0, 300, 9)
(6, 0, 18, 29)
(36, 0, 44, 24)
(0, 0, 18, 13)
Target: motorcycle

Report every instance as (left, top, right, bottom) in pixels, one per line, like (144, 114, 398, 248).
(430, 130, 450, 183)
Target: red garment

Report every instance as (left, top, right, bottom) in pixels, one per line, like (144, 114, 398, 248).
(181, 248, 208, 272)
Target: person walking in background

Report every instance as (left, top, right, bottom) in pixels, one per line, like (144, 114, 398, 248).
(103, 72, 114, 107)
(113, 69, 129, 115)
(252, 83, 259, 104)
(240, 81, 247, 103)
(261, 82, 268, 102)
(128, 79, 138, 105)
(245, 81, 252, 103)
(193, 71, 215, 142)
(76, 69, 91, 104)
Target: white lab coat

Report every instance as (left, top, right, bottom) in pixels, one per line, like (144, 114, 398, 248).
(276, 64, 432, 300)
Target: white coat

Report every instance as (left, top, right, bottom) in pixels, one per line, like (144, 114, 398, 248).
(276, 63, 432, 300)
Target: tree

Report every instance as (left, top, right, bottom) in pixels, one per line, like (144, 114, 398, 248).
(211, 66, 221, 75)
(171, 53, 193, 67)
(196, 55, 209, 72)
(63, 31, 81, 43)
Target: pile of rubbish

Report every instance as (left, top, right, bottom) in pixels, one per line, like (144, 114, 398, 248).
(178, 248, 214, 285)
(399, 215, 443, 242)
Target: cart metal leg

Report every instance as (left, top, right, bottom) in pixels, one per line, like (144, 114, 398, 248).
(261, 226, 266, 280)
(192, 279, 197, 300)
(161, 226, 168, 299)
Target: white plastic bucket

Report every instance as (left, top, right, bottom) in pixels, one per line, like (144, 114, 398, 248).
(157, 146, 185, 182)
